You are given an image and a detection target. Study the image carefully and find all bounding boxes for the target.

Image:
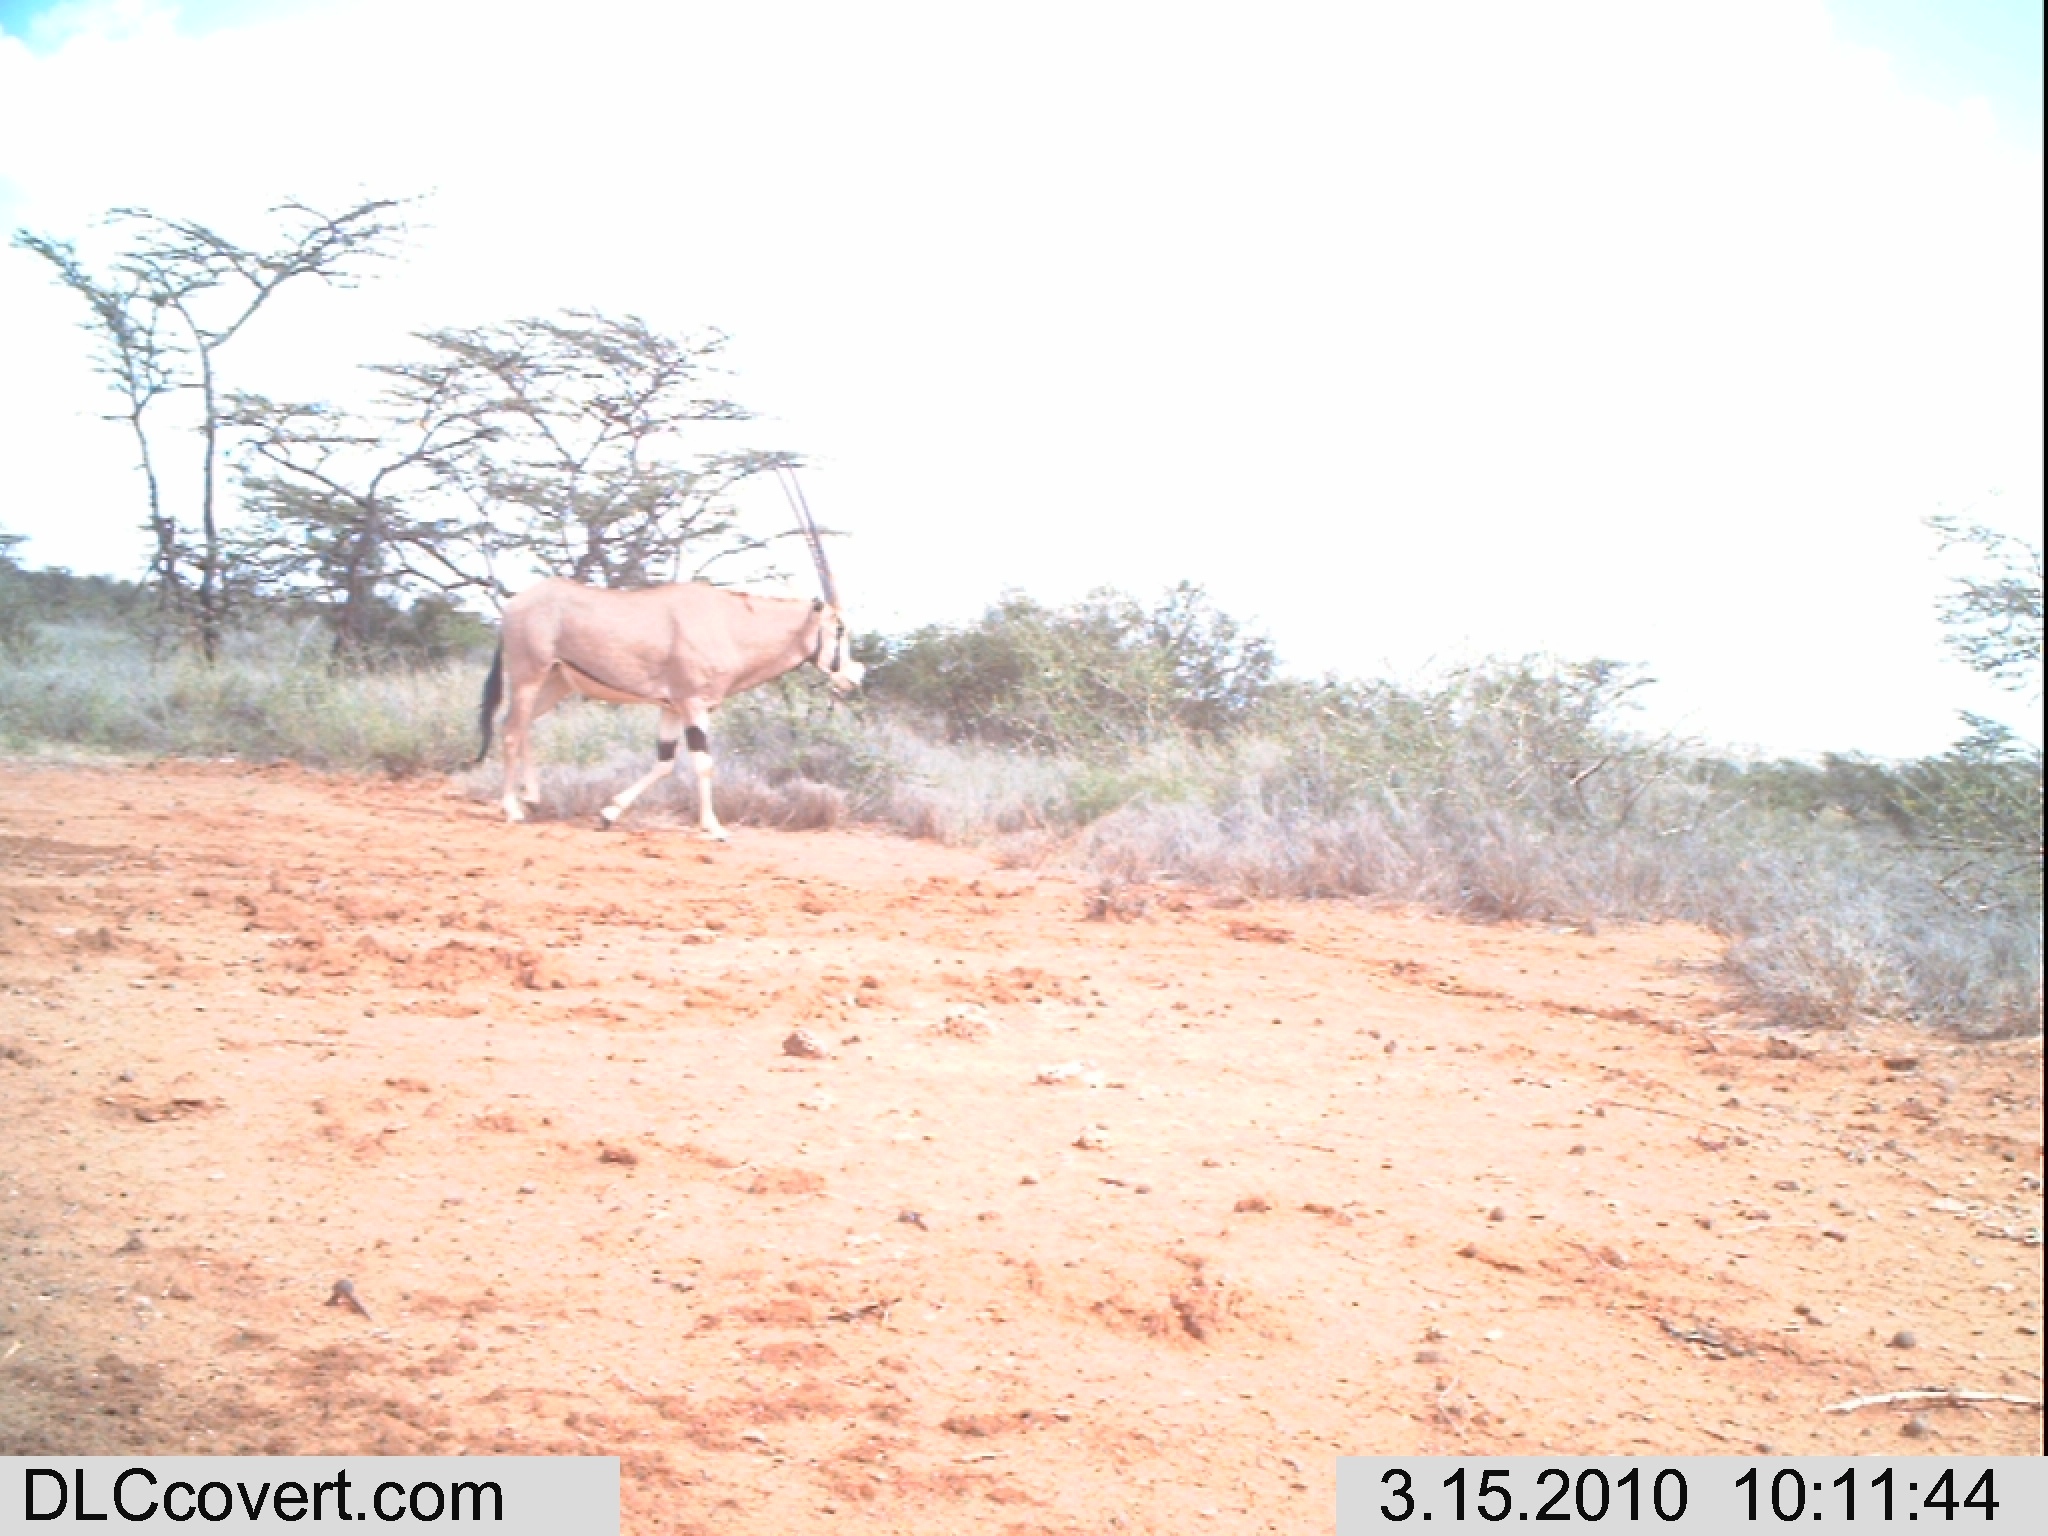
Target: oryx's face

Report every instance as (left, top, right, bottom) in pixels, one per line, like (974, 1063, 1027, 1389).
(815, 607, 864, 694)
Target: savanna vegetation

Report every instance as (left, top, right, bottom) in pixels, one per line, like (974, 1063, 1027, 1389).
(3, 545, 2039, 1040)
(3, 198, 2039, 1040)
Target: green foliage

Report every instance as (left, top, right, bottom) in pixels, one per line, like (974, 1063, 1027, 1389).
(359, 593, 496, 666)
(1145, 581, 1278, 737)
(867, 583, 1276, 751)
(223, 390, 500, 658)
(1892, 728, 2044, 915)
(716, 680, 902, 811)
(1707, 754, 1920, 831)
(264, 590, 496, 668)
(1245, 657, 1675, 829)
(0, 532, 35, 659)
(216, 312, 801, 657)
(1929, 514, 2044, 693)
(0, 544, 151, 659)
(398, 313, 791, 591)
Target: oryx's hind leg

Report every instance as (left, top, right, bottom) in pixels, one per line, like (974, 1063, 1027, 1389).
(500, 702, 533, 823)
(597, 709, 691, 832)
(501, 669, 572, 823)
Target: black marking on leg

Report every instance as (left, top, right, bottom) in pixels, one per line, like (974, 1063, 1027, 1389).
(657, 738, 678, 762)
(685, 726, 709, 754)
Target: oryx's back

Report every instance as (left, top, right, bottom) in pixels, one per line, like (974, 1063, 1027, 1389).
(503, 579, 820, 706)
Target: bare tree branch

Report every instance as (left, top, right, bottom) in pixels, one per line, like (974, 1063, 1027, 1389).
(13, 197, 416, 657)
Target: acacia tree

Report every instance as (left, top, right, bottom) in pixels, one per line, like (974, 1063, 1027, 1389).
(224, 384, 500, 657)
(411, 312, 793, 589)
(1929, 514, 2044, 695)
(13, 197, 411, 657)
(220, 311, 799, 652)
(11, 232, 183, 607)
(1910, 514, 2045, 908)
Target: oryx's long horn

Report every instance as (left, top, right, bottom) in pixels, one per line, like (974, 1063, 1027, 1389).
(778, 466, 840, 609)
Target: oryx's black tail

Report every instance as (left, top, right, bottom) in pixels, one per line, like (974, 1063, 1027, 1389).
(476, 646, 504, 765)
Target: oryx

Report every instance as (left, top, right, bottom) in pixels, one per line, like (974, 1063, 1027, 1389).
(476, 497, 863, 836)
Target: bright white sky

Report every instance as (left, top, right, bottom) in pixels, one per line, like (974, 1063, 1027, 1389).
(0, 0, 2040, 759)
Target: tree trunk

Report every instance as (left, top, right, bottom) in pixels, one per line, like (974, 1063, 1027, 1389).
(196, 350, 223, 662)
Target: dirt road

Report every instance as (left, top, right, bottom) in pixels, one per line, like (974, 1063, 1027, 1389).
(1, 760, 2040, 1532)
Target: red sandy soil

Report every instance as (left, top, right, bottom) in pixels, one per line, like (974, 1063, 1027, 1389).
(1, 759, 2040, 1533)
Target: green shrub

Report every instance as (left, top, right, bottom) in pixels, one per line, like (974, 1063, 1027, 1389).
(866, 583, 1275, 751)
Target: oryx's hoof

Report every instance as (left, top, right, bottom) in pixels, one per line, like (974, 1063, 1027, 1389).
(596, 808, 622, 831)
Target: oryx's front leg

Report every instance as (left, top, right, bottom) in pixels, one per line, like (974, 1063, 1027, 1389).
(686, 721, 726, 841)
(597, 709, 728, 839)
